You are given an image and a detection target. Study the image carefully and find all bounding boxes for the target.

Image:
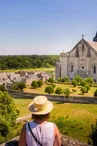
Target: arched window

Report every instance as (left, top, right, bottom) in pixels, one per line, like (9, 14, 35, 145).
(71, 65, 73, 72)
(93, 66, 96, 74)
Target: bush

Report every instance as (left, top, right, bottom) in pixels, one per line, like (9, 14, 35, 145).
(55, 87, 63, 95)
(37, 80, 43, 87)
(52, 84, 56, 88)
(73, 75, 82, 85)
(31, 81, 39, 88)
(64, 88, 70, 98)
(18, 82, 26, 91)
(94, 89, 97, 97)
(81, 87, 87, 94)
(48, 78, 54, 84)
(80, 80, 86, 86)
(0, 85, 6, 92)
(88, 120, 97, 146)
(85, 85, 90, 93)
(72, 80, 77, 87)
(45, 85, 54, 94)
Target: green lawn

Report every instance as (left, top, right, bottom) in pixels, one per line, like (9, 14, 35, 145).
(14, 98, 97, 143)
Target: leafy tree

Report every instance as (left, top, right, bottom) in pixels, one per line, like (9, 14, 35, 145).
(74, 75, 82, 85)
(0, 85, 6, 92)
(94, 89, 97, 97)
(10, 82, 19, 90)
(88, 120, 97, 146)
(55, 87, 63, 95)
(0, 91, 19, 137)
(52, 84, 56, 88)
(64, 88, 70, 99)
(57, 78, 62, 83)
(84, 77, 94, 85)
(18, 82, 26, 91)
(81, 87, 87, 94)
(72, 80, 77, 87)
(37, 80, 43, 87)
(45, 85, 54, 94)
(62, 76, 70, 83)
(48, 78, 54, 84)
(85, 84, 90, 93)
(31, 81, 39, 88)
(80, 80, 86, 86)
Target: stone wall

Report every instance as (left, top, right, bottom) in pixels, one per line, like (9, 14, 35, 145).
(8, 90, 97, 104)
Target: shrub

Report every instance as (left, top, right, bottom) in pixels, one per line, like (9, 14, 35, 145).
(81, 87, 87, 94)
(72, 80, 77, 87)
(55, 87, 63, 95)
(52, 84, 56, 88)
(18, 82, 26, 91)
(62, 76, 70, 83)
(31, 81, 39, 88)
(94, 89, 97, 97)
(37, 80, 43, 87)
(80, 80, 86, 86)
(64, 88, 70, 98)
(85, 85, 90, 93)
(48, 78, 54, 84)
(73, 75, 82, 85)
(0, 85, 6, 92)
(45, 85, 54, 94)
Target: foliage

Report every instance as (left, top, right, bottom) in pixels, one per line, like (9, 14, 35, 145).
(52, 83, 56, 88)
(94, 89, 97, 97)
(74, 75, 82, 85)
(62, 76, 70, 83)
(0, 55, 59, 70)
(37, 80, 43, 87)
(31, 81, 39, 88)
(81, 87, 87, 94)
(18, 82, 26, 91)
(88, 120, 97, 146)
(10, 82, 19, 90)
(84, 77, 94, 85)
(55, 87, 63, 95)
(0, 85, 6, 92)
(48, 78, 54, 84)
(45, 85, 54, 94)
(80, 80, 86, 87)
(57, 77, 62, 83)
(85, 85, 90, 93)
(64, 88, 70, 98)
(72, 80, 77, 87)
(0, 91, 19, 138)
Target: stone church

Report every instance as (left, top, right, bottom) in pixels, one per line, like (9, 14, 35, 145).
(55, 33, 97, 81)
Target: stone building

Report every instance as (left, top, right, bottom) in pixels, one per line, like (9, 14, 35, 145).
(55, 33, 97, 81)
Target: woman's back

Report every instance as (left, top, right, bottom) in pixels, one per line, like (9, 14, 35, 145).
(26, 121, 55, 146)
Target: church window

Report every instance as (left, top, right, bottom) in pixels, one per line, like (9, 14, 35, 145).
(82, 66, 84, 69)
(82, 44, 84, 52)
(71, 65, 73, 72)
(93, 66, 96, 74)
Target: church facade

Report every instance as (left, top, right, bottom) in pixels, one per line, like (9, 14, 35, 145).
(55, 33, 97, 82)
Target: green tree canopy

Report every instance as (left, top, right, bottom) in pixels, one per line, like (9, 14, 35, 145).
(31, 81, 39, 88)
(45, 85, 54, 94)
(48, 78, 54, 84)
(55, 87, 63, 95)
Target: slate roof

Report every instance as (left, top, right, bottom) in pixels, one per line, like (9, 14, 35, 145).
(87, 40, 97, 52)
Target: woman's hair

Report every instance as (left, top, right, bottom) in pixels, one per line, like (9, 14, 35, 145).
(32, 113, 50, 120)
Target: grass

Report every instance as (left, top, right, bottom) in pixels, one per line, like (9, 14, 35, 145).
(14, 98, 97, 143)
(0, 67, 54, 73)
(24, 83, 97, 97)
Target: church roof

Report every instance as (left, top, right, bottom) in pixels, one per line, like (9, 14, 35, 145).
(87, 41, 97, 52)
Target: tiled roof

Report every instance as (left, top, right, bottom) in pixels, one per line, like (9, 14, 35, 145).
(87, 41, 97, 52)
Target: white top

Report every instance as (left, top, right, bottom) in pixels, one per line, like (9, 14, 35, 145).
(25, 121, 55, 146)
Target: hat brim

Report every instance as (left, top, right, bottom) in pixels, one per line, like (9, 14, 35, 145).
(28, 101, 53, 115)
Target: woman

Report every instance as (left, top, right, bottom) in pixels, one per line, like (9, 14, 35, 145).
(19, 96, 61, 146)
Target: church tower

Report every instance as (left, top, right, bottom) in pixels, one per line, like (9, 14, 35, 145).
(93, 32, 97, 42)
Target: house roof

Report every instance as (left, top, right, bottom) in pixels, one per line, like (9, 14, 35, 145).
(86, 40, 97, 52)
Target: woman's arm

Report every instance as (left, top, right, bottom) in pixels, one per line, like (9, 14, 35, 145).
(18, 124, 27, 146)
(54, 125, 61, 146)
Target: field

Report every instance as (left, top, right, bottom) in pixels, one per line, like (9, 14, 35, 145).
(14, 98, 97, 143)
(24, 83, 97, 97)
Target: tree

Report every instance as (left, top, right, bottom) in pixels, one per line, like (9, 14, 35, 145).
(57, 77, 62, 83)
(45, 85, 54, 94)
(48, 78, 54, 84)
(74, 75, 82, 85)
(72, 80, 77, 87)
(55, 87, 63, 95)
(0, 91, 19, 137)
(18, 82, 26, 91)
(37, 80, 43, 87)
(94, 89, 97, 97)
(62, 76, 70, 83)
(88, 120, 97, 146)
(81, 87, 87, 94)
(80, 80, 86, 86)
(64, 88, 70, 99)
(52, 84, 56, 88)
(85, 84, 90, 93)
(84, 77, 94, 86)
(0, 84, 6, 92)
(31, 81, 39, 88)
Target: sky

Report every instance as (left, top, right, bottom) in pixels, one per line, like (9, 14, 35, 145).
(0, 0, 97, 55)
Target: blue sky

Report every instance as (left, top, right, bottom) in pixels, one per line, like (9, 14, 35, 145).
(0, 0, 97, 55)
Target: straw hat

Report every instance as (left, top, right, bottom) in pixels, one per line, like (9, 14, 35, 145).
(28, 96, 53, 115)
